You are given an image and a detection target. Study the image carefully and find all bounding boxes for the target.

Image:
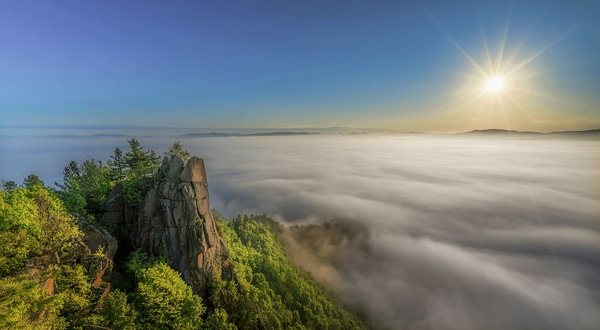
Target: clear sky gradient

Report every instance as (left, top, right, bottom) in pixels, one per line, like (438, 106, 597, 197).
(1, 0, 599, 131)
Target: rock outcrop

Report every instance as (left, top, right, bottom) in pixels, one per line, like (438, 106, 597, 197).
(25, 225, 117, 298)
(101, 156, 229, 297)
(81, 226, 118, 261)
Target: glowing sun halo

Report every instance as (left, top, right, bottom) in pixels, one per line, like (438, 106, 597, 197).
(485, 76, 505, 93)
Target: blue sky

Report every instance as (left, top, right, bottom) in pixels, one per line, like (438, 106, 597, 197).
(1, 0, 599, 131)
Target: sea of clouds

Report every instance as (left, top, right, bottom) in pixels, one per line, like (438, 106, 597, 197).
(1, 133, 599, 329)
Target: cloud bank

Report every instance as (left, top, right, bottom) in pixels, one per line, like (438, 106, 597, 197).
(2, 134, 599, 329)
(198, 136, 600, 330)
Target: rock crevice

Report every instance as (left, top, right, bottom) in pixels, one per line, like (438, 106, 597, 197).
(101, 155, 228, 297)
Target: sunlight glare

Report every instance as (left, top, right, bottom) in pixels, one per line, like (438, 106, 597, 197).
(485, 76, 505, 93)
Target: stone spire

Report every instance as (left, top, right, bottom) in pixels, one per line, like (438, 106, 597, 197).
(101, 155, 229, 297)
(136, 156, 227, 295)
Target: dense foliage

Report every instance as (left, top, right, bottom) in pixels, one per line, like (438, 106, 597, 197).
(0, 180, 81, 277)
(56, 159, 113, 215)
(213, 215, 368, 330)
(165, 141, 191, 164)
(55, 139, 162, 215)
(132, 260, 205, 329)
(98, 252, 234, 330)
(0, 141, 370, 330)
(0, 241, 235, 330)
(124, 139, 161, 179)
(0, 179, 91, 329)
(0, 141, 186, 329)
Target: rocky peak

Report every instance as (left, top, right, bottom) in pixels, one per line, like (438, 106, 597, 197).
(101, 155, 229, 297)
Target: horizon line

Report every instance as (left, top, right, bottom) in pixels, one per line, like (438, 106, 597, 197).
(1, 125, 599, 135)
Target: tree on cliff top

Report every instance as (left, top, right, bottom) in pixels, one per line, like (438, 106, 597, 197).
(125, 139, 160, 178)
(108, 147, 127, 181)
(55, 159, 112, 215)
(165, 141, 191, 163)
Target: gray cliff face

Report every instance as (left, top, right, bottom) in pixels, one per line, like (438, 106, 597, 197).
(101, 155, 229, 296)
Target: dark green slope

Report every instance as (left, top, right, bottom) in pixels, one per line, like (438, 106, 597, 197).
(212, 215, 368, 330)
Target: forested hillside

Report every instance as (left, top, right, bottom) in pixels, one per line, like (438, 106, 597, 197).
(214, 215, 366, 330)
(0, 141, 368, 330)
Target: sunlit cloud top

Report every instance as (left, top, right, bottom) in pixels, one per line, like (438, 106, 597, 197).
(0, 0, 598, 131)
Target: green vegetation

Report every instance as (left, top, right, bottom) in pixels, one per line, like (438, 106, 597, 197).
(130, 259, 205, 329)
(56, 159, 113, 215)
(97, 290, 138, 330)
(0, 180, 81, 277)
(165, 141, 191, 163)
(0, 273, 62, 329)
(212, 215, 368, 330)
(53, 264, 94, 326)
(54, 139, 164, 214)
(124, 139, 161, 179)
(107, 147, 127, 182)
(1, 181, 17, 192)
(0, 180, 89, 329)
(87, 251, 236, 330)
(0, 141, 369, 330)
(122, 179, 143, 207)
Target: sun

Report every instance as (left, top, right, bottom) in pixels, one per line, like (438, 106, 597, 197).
(485, 76, 505, 93)
(438, 4, 580, 131)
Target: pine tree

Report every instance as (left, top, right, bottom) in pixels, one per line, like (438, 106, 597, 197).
(165, 141, 191, 163)
(125, 139, 144, 175)
(1, 180, 17, 192)
(146, 150, 161, 172)
(22, 174, 44, 188)
(107, 147, 126, 181)
(56, 161, 80, 191)
(125, 139, 160, 178)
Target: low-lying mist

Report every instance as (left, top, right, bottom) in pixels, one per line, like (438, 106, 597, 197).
(1, 134, 599, 329)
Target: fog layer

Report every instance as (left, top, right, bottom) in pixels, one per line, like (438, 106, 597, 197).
(2, 135, 599, 329)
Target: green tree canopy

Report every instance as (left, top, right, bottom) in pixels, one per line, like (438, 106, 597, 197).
(23, 174, 43, 189)
(165, 141, 191, 163)
(108, 147, 127, 181)
(215, 215, 368, 330)
(125, 139, 160, 178)
(55, 159, 112, 215)
(131, 260, 205, 330)
(1, 181, 17, 192)
(0, 183, 81, 276)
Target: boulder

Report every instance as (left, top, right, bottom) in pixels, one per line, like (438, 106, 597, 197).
(81, 226, 118, 260)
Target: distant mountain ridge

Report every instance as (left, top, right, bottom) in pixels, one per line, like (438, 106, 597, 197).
(44, 133, 128, 138)
(180, 131, 321, 138)
(459, 128, 600, 137)
(3, 127, 599, 139)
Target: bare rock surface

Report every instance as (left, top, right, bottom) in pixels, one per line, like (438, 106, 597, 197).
(100, 155, 229, 296)
(81, 226, 118, 260)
